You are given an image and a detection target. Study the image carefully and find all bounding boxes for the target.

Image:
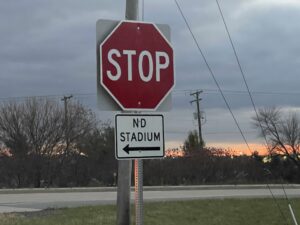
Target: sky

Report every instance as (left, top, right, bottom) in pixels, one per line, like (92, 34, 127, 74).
(1, 0, 300, 154)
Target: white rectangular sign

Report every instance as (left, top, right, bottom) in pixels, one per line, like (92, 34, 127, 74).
(115, 114, 165, 159)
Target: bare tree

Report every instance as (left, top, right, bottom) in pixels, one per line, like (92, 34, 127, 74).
(0, 98, 64, 187)
(0, 101, 29, 156)
(56, 101, 98, 186)
(253, 107, 300, 169)
(0, 98, 106, 187)
(60, 101, 96, 155)
(0, 101, 29, 186)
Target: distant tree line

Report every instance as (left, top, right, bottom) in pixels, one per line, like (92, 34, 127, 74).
(144, 149, 300, 186)
(0, 98, 117, 188)
(0, 100, 298, 188)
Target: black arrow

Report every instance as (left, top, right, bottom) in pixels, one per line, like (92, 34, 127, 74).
(123, 144, 160, 154)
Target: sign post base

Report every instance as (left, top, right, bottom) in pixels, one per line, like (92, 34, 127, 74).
(135, 159, 143, 225)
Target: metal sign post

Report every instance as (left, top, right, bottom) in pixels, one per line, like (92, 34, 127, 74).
(117, 1, 138, 225)
(97, 2, 173, 225)
(135, 159, 143, 225)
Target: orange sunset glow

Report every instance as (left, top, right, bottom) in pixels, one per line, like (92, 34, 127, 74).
(207, 143, 268, 156)
(166, 141, 268, 157)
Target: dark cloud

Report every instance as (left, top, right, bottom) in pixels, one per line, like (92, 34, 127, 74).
(1, 0, 300, 147)
(0, 0, 125, 97)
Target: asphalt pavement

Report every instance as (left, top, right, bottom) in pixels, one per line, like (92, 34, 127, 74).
(1, 185, 300, 213)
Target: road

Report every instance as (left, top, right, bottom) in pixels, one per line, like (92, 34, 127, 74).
(1, 185, 300, 213)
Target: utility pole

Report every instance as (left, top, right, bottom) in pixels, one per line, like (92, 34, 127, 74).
(116, 1, 139, 225)
(190, 90, 204, 149)
(61, 95, 73, 151)
(61, 95, 73, 121)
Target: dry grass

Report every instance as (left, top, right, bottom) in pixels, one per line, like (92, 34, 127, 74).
(0, 198, 299, 225)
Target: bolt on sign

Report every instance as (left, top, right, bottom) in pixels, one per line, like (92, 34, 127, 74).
(115, 114, 165, 159)
(99, 20, 175, 111)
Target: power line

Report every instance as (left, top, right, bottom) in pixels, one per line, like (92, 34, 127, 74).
(174, 0, 252, 153)
(1, 88, 300, 103)
(215, 0, 269, 148)
(173, 88, 300, 96)
(0, 94, 63, 101)
(174, 0, 289, 220)
(0, 93, 96, 102)
(215, 1, 290, 224)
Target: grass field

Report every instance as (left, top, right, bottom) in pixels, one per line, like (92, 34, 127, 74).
(0, 198, 299, 225)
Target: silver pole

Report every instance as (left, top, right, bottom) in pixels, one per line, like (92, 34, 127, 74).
(142, 0, 144, 21)
(289, 204, 299, 225)
(117, 1, 139, 225)
(116, 160, 132, 225)
(126, 0, 139, 20)
(135, 159, 144, 225)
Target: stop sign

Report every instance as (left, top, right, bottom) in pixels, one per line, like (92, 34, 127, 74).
(100, 21, 174, 111)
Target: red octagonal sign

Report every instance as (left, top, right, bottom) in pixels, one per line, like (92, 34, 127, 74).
(100, 21, 174, 111)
